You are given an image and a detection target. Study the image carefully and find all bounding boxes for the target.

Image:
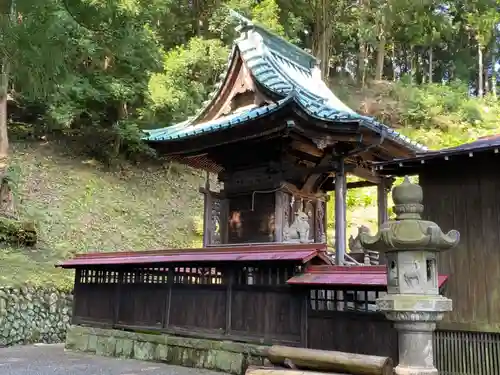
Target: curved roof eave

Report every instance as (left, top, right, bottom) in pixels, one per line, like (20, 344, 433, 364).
(234, 27, 426, 153)
(143, 11, 428, 153)
(143, 91, 427, 153)
(143, 95, 295, 142)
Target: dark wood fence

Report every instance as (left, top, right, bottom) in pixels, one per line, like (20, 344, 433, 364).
(434, 329, 500, 375)
(306, 288, 398, 360)
(72, 263, 398, 361)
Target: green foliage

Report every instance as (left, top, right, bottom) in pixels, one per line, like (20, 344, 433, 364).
(337, 80, 500, 150)
(143, 37, 230, 124)
(2, 0, 497, 165)
(0, 1, 74, 98)
(392, 82, 500, 149)
(0, 217, 36, 246)
(250, 0, 286, 36)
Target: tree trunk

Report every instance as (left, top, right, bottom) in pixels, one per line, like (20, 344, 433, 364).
(428, 46, 433, 83)
(312, 0, 332, 79)
(484, 62, 489, 94)
(356, 0, 368, 86)
(0, 0, 18, 219)
(358, 43, 367, 86)
(0, 61, 8, 160)
(478, 42, 484, 97)
(375, 19, 386, 81)
(191, 0, 202, 36)
(419, 52, 426, 84)
(112, 101, 128, 159)
(391, 43, 397, 81)
(0, 59, 14, 217)
(492, 52, 497, 98)
(409, 46, 416, 84)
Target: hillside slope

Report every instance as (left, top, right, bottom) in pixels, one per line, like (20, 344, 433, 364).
(0, 142, 205, 287)
(3, 81, 498, 286)
(327, 80, 500, 243)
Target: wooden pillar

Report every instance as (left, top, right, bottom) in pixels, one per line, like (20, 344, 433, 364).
(274, 191, 284, 242)
(113, 270, 122, 327)
(300, 291, 309, 347)
(377, 178, 390, 228)
(163, 268, 174, 329)
(377, 177, 392, 265)
(334, 158, 347, 265)
(224, 268, 233, 335)
(71, 269, 81, 325)
(219, 198, 229, 244)
(201, 172, 213, 247)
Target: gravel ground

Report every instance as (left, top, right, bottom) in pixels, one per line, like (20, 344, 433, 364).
(0, 344, 223, 375)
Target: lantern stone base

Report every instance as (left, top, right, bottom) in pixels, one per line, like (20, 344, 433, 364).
(377, 294, 452, 316)
(394, 366, 438, 375)
(377, 295, 452, 375)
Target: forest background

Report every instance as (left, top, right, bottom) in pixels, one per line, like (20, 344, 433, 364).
(0, 0, 498, 286)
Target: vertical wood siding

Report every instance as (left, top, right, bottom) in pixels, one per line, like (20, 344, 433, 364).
(435, 330, 500, 375)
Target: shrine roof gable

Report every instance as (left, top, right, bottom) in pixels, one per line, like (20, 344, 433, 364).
(142, 11, 427, 154)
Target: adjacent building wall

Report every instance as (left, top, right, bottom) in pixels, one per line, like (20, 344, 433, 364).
(420, 155, 500, 332)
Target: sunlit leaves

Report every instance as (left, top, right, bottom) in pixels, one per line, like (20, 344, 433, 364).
(144, 37, 229, 124)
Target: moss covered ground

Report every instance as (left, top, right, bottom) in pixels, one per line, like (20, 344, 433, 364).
(0, 142, 205, 287)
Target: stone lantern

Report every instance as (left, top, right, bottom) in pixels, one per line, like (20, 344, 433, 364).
(360, 177, 460, 375)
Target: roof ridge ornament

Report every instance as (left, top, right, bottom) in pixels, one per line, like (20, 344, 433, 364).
(228, 9, 253, 32)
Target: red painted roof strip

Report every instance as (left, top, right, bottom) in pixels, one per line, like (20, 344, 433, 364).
(56, 243, 332, 268)
(287, 265, 449, 287)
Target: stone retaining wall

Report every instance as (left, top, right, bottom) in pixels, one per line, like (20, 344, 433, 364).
(0, 285, 72, 346)
(66, 326, 268, 374)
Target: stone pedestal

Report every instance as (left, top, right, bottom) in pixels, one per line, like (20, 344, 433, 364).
(360, 177, 460, 375)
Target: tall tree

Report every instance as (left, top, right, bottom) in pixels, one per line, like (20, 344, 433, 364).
(0, 0, 73, 214)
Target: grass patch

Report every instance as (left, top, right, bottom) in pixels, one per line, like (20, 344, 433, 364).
(3, 81, 499, 284)
(0, 142, 205, 287)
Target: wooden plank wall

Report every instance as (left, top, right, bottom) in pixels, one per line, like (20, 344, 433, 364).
(420, 156, 500, 331)
(308, 311, 397, 359)
(71, 265, 398, 361)
(306, 288, 398, 361)
(434, 330, 500, 375)
(72, 264, 304, 345)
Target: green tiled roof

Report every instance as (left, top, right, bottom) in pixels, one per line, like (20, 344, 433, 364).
(143, 11, 427, 152)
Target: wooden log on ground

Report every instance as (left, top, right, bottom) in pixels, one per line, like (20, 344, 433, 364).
(267, 345, 393, 375)
(245, 366, 346, 375)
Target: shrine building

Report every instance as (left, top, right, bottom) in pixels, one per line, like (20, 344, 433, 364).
(142, 13, 427, 262)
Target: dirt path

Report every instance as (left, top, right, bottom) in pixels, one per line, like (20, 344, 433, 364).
(0, 344, 223, 375)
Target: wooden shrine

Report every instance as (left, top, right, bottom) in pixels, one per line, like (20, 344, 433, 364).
(144, 13, 426, 262)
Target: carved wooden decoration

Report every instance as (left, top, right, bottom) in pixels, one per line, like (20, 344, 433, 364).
(210, 196, 222, 245)
(315, 200, 326, 243)
(201, 186, 228, 246)
(304, 200, 315, 242)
